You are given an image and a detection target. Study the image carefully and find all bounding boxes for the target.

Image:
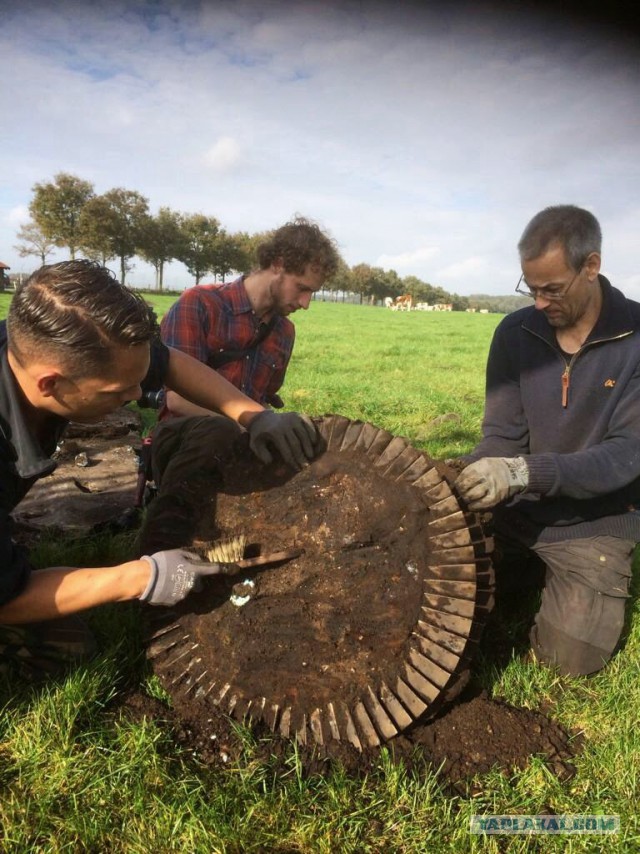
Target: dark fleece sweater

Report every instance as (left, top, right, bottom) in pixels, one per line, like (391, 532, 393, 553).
(470, 275, 640, 543)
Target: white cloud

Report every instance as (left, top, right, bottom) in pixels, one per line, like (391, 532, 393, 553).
(203, 136, 243, 172)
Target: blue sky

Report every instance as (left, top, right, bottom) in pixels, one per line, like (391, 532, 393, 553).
(1, 0, 639, 296)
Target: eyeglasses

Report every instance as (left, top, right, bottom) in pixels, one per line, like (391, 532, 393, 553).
(515, 266, 583, 302)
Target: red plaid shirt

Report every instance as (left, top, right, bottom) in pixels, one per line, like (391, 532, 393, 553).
(160, 277, 294, 411)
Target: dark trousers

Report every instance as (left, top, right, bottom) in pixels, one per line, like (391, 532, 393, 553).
(492, 508, 635, 676)
(0, 616, 96, 681)
(137, 415, 242, 555)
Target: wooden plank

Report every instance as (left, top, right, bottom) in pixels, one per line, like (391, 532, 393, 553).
(294, 714, 308, 746)
(424, 593, 476, 618)
(424, 579, 477, 600)
(162, 643, 199, 671)
(428, 563, 478, 581)
(420, 481, 455, 504)
(353, 421, 381, 452)
(396, 455, 432, 484)
(417, 619, 467, 654)
(430, 529, 473, 550)
(379, 682, 413, 729)
(267, 704, 280, 732)
(339, 420, 366, 452)
(147, 633, 190, 660)
(403, 663, 440, 703)
(373, 436, 409, 469)
(279, 707, 291, 738)
(365, 686, 398, 741)
(309, 709, 324, 746)
(412, 467, 445, 491)
(428, 511, 468, 534)
(353, 701, 381, 748)
(409, 648, 451, 688)
(430, 545, 476, 564)
(340, 705, 363, 751)
(365, 428, 395, 461)
(326, 703, 341, 741)
(428, 495, 461, 520)
(412, 632, 460, 672)
(382, 445, 423, 479)
(326, 416, 351, 451)
(421, 606, 473, 637)
(394, 676, 429, 717)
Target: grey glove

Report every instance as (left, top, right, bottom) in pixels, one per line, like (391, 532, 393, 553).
(454, 457, 529, 510)
(248, 410, 318, 470)
(140, 549, 223, 607)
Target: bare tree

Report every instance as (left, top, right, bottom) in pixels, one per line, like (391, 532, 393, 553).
(14, 220, 58, 266)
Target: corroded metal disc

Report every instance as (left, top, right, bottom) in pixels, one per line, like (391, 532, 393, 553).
(145, 415, 493, 751)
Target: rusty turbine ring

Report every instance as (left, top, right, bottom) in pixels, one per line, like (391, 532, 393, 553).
(145, 415, 494, 752)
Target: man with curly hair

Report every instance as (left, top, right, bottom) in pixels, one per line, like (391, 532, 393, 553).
(138, 216, 341, 553)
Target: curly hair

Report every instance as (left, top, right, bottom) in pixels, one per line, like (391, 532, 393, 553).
(257, 216, 340, 278)
(518, 205, 602, 271)
(8, 259, 159, 378)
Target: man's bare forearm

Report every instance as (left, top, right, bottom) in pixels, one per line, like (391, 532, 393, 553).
(164, 347, 264, 428)
(0, 561, 151, 624)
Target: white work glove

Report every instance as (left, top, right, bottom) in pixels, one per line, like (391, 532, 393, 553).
(140, 549, 223, 607)
(454, 457, 529, 510)
(248, 410, 318, 470)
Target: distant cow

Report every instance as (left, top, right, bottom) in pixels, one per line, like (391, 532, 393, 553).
(390, 294, 413, 311)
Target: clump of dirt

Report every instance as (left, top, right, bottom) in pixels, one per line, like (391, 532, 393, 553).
(392, 691, 579, 791)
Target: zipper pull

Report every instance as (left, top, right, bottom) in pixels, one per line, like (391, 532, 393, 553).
(562, 368, 569, 408)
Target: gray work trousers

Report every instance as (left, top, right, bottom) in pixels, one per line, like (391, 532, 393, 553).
(492, 510, 635, 676)
(138, 415, 243, 555)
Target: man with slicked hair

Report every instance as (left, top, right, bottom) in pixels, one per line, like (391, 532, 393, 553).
(454, 205, 640, 676)
(0, 259, 316, 679)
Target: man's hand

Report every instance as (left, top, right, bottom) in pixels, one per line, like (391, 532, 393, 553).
(247, 410, 318, 470)
(139, 549, 223, 607)
(454, 457, 529, 510)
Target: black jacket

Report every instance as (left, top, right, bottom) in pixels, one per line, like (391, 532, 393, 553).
(0, 321, 169, 604)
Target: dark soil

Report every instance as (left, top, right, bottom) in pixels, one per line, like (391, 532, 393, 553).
(167, 444, 429, 714)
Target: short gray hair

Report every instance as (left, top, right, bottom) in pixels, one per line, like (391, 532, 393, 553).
(518, 205, 602, 271)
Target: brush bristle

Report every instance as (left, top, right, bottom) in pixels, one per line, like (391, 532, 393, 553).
(205, 534, 247, 564)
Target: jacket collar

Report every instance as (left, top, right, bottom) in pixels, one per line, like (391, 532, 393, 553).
(0, 344, 65, 480)
(521, 275, 635, 345)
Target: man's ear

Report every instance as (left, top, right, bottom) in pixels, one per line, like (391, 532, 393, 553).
(36, 371, 62, 398)
(270, 257, 285, 274)
(584, 252, 601, 281)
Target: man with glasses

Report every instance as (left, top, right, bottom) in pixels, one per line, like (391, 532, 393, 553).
(454, 205, 640, 676)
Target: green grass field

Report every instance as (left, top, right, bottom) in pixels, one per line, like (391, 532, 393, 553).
(1, 295, 639, 852)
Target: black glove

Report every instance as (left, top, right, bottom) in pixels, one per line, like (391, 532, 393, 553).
(140, 549, 223, 607)
(247, 410, 318, 470)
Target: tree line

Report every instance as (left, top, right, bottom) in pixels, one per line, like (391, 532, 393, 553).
(14, 172, 523, 312)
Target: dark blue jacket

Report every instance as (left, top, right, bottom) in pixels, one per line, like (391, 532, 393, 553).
(470, 276, 640, 542)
